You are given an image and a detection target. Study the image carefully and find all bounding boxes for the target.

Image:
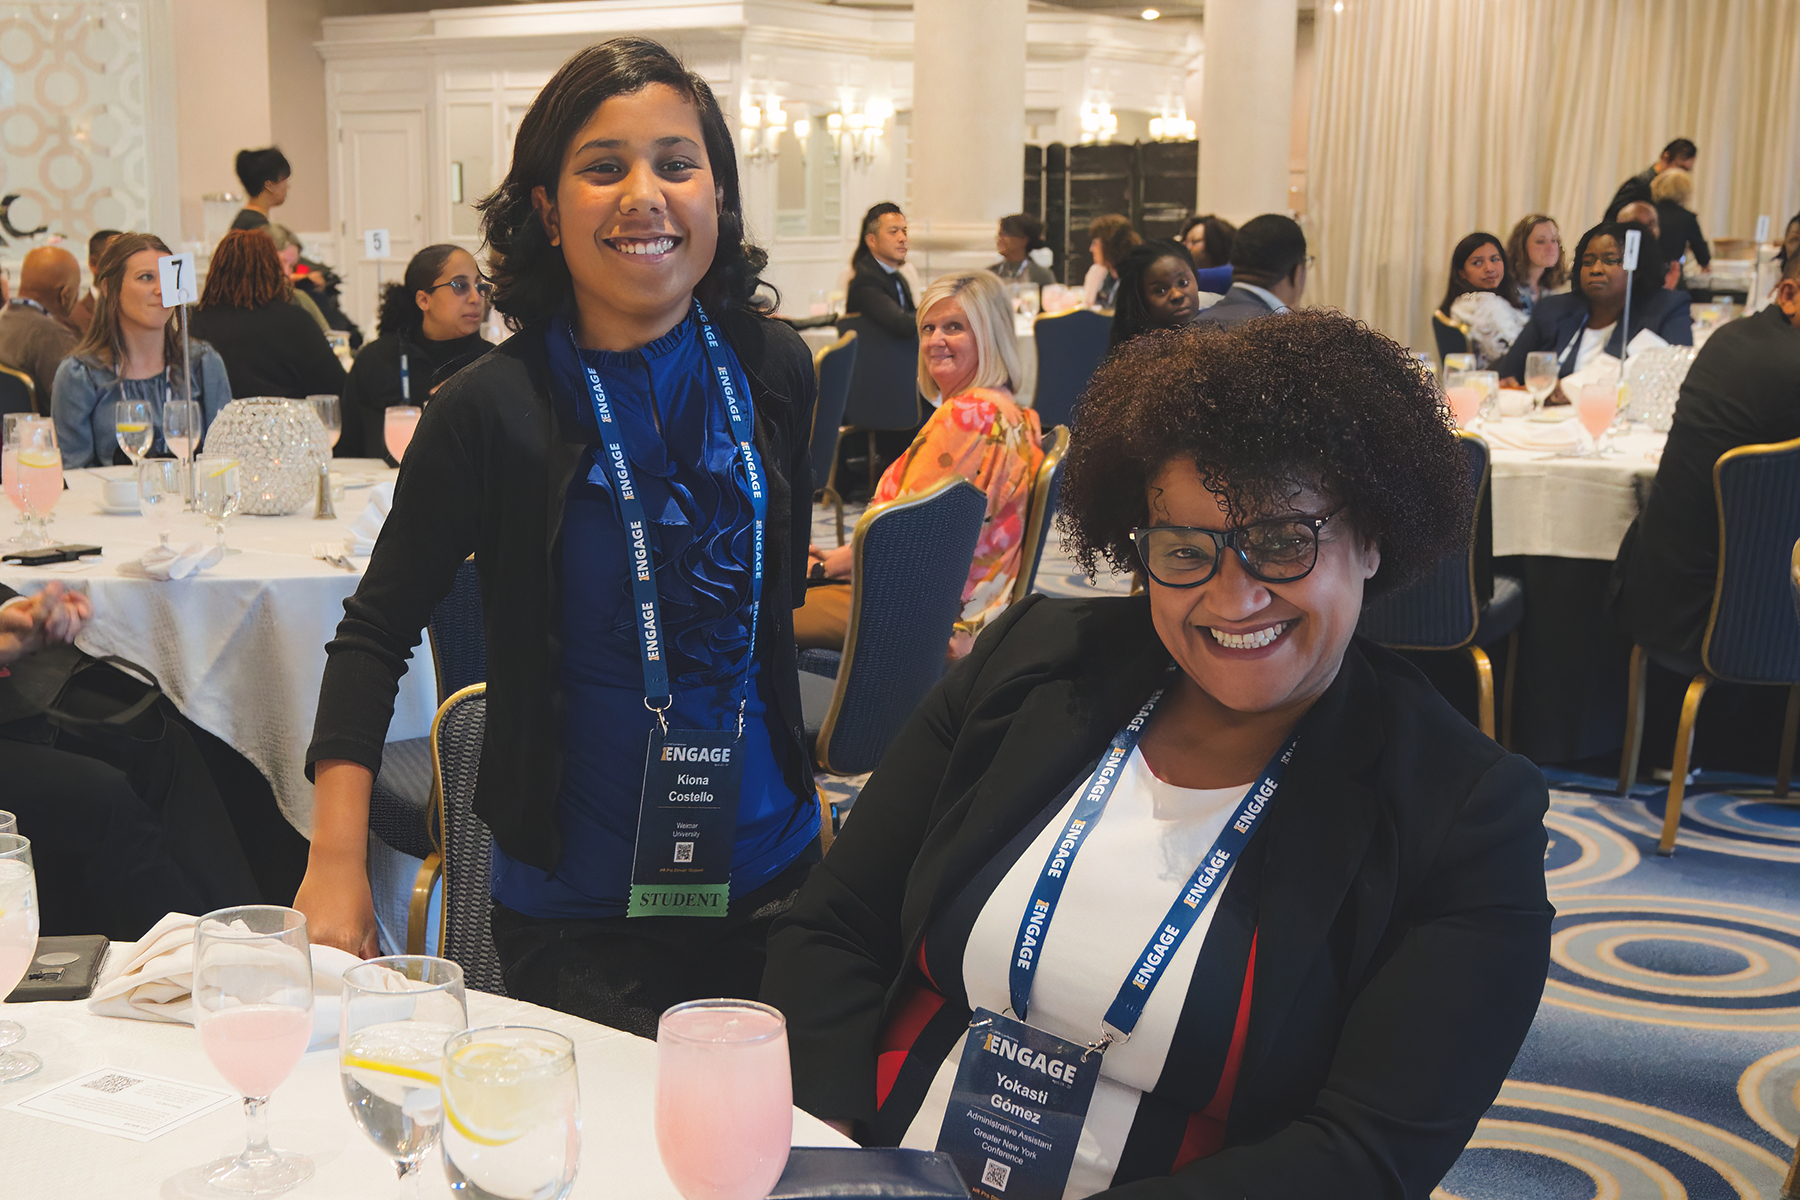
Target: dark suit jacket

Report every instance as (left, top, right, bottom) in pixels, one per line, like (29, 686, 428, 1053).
(846, 258, 917, 339)
(1656, 201, 1711, 268)
(1491, 288, 1693, 381)
(1605, 165, 1657, 222)
(764, 594, 1553, 1198)
(1611, 304, 1800, 656)
(1188, 284, 1281, 332)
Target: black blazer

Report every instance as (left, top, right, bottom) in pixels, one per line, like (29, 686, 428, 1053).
(307, 310, 817, 870)
(763, 594, 1552, 1198)
(188, 302, 345, 402)
(1188, 284, 1281, 332)
(1655, 201, 1711, 269)
(846, 258, 917, 339)
(1490, 288, 1693, 382)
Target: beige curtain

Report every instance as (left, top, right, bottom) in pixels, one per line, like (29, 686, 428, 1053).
(1308, 0, 1800, 351)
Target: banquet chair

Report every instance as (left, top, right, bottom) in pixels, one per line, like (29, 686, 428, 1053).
(1431, 310, 1472, 362)
(1356, 431, 1523, 744)
(834, 315, 921, 494)
(0, 364, 35, 415)
(1616, 437, 1800, 856)
(1011, 424, 1071, 604)
(1031, 308, 1111, 430)
(811, 329, 858, 546)
(799, 478, 986, 799)
(412, 683, 505, 994)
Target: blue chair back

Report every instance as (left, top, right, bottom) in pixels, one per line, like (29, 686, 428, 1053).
(0, 365, 35, 416)
(835, 315, 921, 432)
(815, 478, 987, 775)
(1032, 308, 1112, 429)
(431, 684, 504, 994)
(811, 331, 858, 492)
(1012, 425, 1070, 604)
(1358, 432, 1489, 649)
(428, 557, 486, 702)
(1432, 310, 1471, 361)
(1702, 438, 1800, 684)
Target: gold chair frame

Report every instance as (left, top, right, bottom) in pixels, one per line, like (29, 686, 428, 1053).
(1010, 424, 1070, 606)
(0, 363, 38, 415)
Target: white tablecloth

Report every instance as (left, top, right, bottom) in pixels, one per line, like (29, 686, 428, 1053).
(0, 992, 852, 1198)
(0, 462, 438, 835)
(1478, 420, 1664, 561)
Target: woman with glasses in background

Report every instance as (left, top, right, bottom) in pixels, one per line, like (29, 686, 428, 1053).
(764, 310, 1552, 1198)
(341, 243, 492, 461)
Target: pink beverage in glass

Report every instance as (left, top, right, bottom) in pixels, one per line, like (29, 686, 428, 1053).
(1577, 385, 1616, 441)
(199, 1005, 313, 1097)
(1445, 386, 1481, 428)
(384, 408, 421, 463)
(656, 1004, 792, 1200)
(16, 455, 61, 515)
(166, 435, 195, 461)
(1, 448, 22, 513)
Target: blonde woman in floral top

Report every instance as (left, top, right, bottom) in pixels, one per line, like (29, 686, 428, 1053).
(799, 271, 1046, 653)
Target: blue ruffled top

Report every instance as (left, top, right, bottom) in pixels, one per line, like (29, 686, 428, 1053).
(490, 312, 817, 919)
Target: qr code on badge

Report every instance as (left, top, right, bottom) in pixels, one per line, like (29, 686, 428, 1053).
(82, 1073, 140, 1095)
(981, 1159, 1011, 1192)
(673, 842, 694, 863)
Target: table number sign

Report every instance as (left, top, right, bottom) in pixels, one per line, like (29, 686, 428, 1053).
(1756, 215, 1771, 244)
(1620, 228, 1640, 273)
(362, 228, 390, 259)
(156, 254, 196, 309)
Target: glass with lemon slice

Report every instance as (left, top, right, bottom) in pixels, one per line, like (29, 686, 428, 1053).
(340, 956, 467, 1196)
(114, 399, 154, 466)
(441, 1025, 580, 1199)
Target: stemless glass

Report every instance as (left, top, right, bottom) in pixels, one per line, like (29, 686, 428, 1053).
(114, 399, 154, 466)
(384, 406, 421, 465)
(196, 455, 242, 553)
(1523, 351, 1559, 414)
(441, 1025, 580, 1200)
(139, 459, 183, 549)
(0, 812, 15, 833)
(163, 398, 202, 507)
(0, 835, 41, 1083)
(655, 1000, 791, 1200)
(340, 957, 468, 1197)
(191, 905, 315, 1195)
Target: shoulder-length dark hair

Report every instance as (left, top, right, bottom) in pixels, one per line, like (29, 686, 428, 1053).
(1573, 221, 1665, 309)
(377, 243, 463, 338)
(476, 36, 769, 326)
(71, 232, 186, 389)
(199, 229, 291, 310)
(1109, 239, 1195, 350)
(1178, 214, 1236, 269)
(1441, 231, 1523, 314)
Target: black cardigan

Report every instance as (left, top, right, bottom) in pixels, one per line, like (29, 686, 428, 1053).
(306, 310, 818, 871)
(762, 594, 1552, 1198)
(342, 329, 491, 462)
(188, 301, 345, 401)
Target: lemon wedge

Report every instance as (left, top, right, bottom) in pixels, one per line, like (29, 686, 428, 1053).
(442, 1041, 565, 1147)
(16, 451, 58, 470)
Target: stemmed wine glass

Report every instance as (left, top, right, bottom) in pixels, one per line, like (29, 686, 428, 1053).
(384, 406, 421, 465)
(191, 905, 315, 1194)
(441, 1025, 580, 1200)
(114, 399, 154, 468)
(1523, 351, 1559, 415)
(655, 1000, 791, 1200)
(1575, 384, 1617, 457)
(6, 418, 61, 547)
(2, 415, 30, 544)
(0, 834, 42, 1083)
(308, 396, 341, 453)
(196, 455, 242, 554)
(139, 459, 183, 550)
(163, 398, 202, 509)
(339, 956, 468, 1198)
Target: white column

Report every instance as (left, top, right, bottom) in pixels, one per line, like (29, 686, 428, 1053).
(1198, 0, 1297, 225)
(909, 0, 1028, 275)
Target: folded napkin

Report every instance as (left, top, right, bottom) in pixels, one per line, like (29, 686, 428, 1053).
(140, 540, 225, 581)
(88, 911, 363, 1051)
(1481, 418, 1583, 453)
(345, 480, 396, 556)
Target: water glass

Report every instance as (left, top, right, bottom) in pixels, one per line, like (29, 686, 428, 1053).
(308, 395, 342, 451)
(0, 812, 14, 834)
(1465, 370, 1500, 421)
(114, 399, 154, 465)
(163, 398, 202, 507)
(191, 905, 315, 1194)
(0, 835, 40, 1084)
(655, 1000, 791, 1200)
(1443, 352, 1478, 376)
(441, 1025, 580, 1200)
(196, 455, 242, 552)
(340, 957, 468, 1197)
(384, 406, 421, 465)
(1523, 351, 1559, 413)
(139, 459, 183, 549)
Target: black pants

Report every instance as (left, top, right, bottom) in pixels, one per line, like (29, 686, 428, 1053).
(491, 843, 822, 1038)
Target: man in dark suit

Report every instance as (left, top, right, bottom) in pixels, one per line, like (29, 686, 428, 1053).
(845, 202, 916, 338)
(1605, 138, 1697, 222)
(1611, 252, 1800, 656)
(1189, 214, 1308, 331)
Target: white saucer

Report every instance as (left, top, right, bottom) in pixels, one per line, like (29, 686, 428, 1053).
(95, 503, 141, 515)
(1526, 411, 1569, 423)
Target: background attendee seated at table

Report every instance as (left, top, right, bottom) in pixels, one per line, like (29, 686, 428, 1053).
(846, 203, 917, 337)
(1190, 213, 1308, 330)
(230, 146, 290, 232)
(1506, 214, 1566, 310)
(1083, 213, 1141, 309)
(1441, 231, 1528, 364)
(1494, 221, 1691, 392)
(1611, 252, 1800, 659)
(1605, 138, 1696, 222)
(1780, 212, 1800, 276)
(1108, 239, 1205, 351)
(266, 224, 331, 333)
(1650, 168, 1709, 273)
(53, 233, 231, 468)
(1180, 213, 1236, 269)
(341, 243, 491, 465)
(798, 271, 1044, 653)
(189, 229, 344, 403)
(989, 213, 1055, 288)
(1614, 201, 1685, 292)
(764, 311, 1551, 1196)
(0, 245, 82, 408)
(68, 229, 120, 336)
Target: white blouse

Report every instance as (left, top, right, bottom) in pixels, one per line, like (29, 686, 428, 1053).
(899, 748, 1252, 1200)
(1450, 291, 1529, 365)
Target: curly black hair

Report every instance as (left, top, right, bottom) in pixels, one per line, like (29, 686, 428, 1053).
(1058, 309, 1471, 595)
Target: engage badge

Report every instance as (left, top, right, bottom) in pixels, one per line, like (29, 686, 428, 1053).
(628, 726, 744, 917)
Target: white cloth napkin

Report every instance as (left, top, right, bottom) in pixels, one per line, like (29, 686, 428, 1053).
(1481, 418, 1583, 452)
(87, 912, 363, 1051)
(345, 481, 395, 556)
(139, 540, 225, 581)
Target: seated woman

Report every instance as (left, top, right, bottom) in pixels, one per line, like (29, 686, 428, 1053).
(342, 243, 492, 464)
(1108, 239, 1204, 351)
(1506, 214, 1566, 311)
(797, 271, 1045, 653)
(763, 310, 1552, 1198)
(989, 214, 1056, 288)
(189, 229, 345, 401)
(1178, 213, 1236, 295)
(1494, 220, 1691, 393)
(1440, 231, 1529, 364)
(1083, 214, 1142, 310)
(52, 233, 232, 468)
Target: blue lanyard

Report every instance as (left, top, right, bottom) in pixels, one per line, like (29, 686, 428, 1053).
(572, 301, 766, 731)
(1008, 686, 1297, 1046)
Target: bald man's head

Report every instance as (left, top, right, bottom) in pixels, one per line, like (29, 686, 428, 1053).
(18, 246, 81, 316)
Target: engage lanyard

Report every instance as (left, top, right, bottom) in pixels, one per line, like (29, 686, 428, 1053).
(1008, 687, 1298, 1047)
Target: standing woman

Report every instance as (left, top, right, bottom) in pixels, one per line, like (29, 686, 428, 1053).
(52, 233, 232, 469)
(341, 244, 491, 462)
(297, 37, 821, 1034)
(1440, 232, 1529, 364)
(1505, 214, 1566, 310)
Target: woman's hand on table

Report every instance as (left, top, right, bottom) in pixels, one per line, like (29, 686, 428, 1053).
(809, 543, 854, 582)
(294, 759, 381, 958)
(0, 582, 92, 665)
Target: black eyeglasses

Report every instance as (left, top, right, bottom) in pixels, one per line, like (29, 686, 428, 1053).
(1131, 512, 1339, 588)
(426, 277, 493, 299)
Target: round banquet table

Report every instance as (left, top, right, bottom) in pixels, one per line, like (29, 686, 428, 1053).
(0, 462, 438, 836)
(0, 992, 853, 1198)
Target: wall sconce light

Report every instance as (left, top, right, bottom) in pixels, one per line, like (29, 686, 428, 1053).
(826, 103, 885, 168)
(739, 101, 788, 163)
(1148, 114, 1196, 141)
(1079, 103, 1118, 145)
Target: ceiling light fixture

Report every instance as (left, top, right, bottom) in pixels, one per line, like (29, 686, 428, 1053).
(1142, 8, 1160, 19)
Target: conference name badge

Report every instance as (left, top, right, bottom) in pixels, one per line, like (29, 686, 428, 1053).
(627, 726, 744, 918)
(935, 1008, 1100, 1200)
